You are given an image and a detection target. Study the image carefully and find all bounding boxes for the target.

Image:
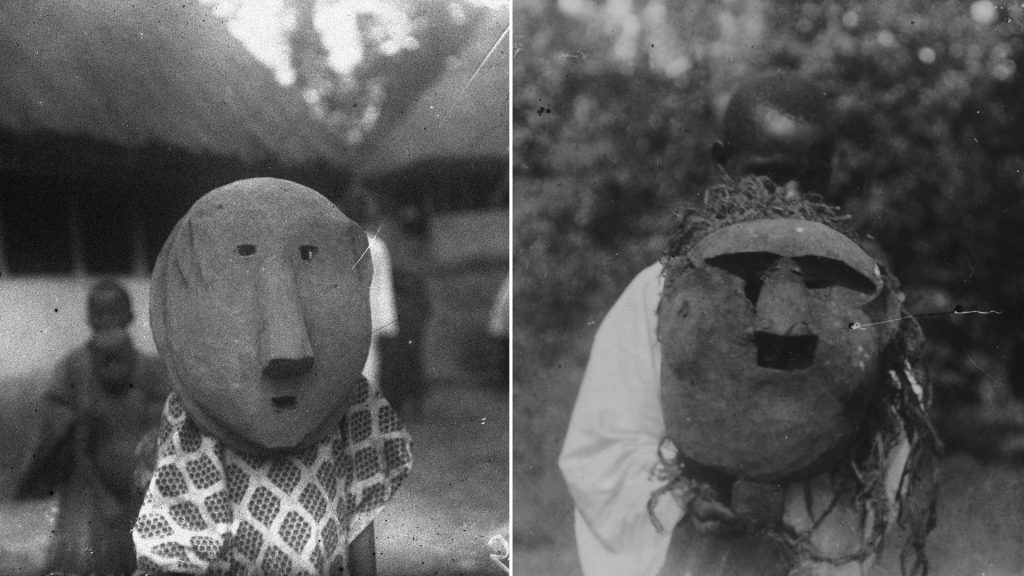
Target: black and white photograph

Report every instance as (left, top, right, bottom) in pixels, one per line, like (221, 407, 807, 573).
(513, 1, 1024, 575)
(0, 0, 509, 574)
(5, 0, 1024, 575)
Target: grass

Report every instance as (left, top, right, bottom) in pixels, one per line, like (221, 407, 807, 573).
(377, 380, 509, 576)
(512, 325, 594, 576)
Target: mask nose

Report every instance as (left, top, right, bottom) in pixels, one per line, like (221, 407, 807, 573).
(754, 260, 817, 370)
(257, 254, 314, 380)
(755, 261, 812, 336)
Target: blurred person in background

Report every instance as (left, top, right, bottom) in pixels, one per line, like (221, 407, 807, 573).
(352, 190, 402, 396)
(488, 274, 510, 384)
(14, 278, 168, 576)
(710, 71, 835, 201)
(379, 200, 433, 420)
(364, 231, 400, 388)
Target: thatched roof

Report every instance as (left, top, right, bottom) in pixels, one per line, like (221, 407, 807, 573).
(0, 0, 349, 168)
(357, 6, 509, 176)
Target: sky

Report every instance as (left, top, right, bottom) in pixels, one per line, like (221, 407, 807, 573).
(199, 0, 508, 145)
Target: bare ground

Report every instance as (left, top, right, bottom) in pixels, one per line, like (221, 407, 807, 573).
(514, 440, 1024, 576)
(0, 379, 509, 576)
(513, 336, 1024, 576)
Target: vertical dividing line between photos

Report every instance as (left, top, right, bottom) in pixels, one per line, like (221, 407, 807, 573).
(506, 0, 514, 569)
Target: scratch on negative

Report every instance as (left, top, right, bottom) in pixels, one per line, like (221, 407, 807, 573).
(849, 308, 1003, 330)
(353, 223, 384, 270)
(366, 318, 399, 338)
(444, 23, 510, 120)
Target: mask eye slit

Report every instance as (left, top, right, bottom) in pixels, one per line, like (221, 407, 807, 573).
(792, 256, 878, 294)
(706, 252, 778, 304)
(300, 245, 318, 261)
(236, 244, 256, 256)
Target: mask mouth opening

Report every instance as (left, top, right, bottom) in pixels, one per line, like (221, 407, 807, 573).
(271, 395, 298, 410)
(755, 332, 818, 370)
(263, 357, 314, 380)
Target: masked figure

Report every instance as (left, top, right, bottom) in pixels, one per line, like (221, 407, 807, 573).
(659, 218, 897, 482)
(15, 279, 168, 576)
(561, 177, 937, 576)
(651, 181, 937, 575)
(133, 178, 412, 575)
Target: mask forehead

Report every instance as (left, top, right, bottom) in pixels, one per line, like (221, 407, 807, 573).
(197, 177, 347, 215)
(190, 179, 362, 247)
(692, 218, 880, 291)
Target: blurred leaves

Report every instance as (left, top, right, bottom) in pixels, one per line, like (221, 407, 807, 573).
(515, 0, 1024, 364)
(206, 0, 499, 144)
(289, 0, 495, 144)
(766, 1, 1024, 309)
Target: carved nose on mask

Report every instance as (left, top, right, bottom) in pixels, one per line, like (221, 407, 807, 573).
(754, 261, 817, 370)
(780, 321, 812, 337)
(257, 254, 315, 379)
(755, 262, 812, 337)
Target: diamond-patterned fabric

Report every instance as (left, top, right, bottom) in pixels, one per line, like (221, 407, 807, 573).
(134, 379, 412, 575)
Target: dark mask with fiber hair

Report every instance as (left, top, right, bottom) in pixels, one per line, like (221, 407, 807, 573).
(150, 178, 373, 456)
(658, 218, 902, 481)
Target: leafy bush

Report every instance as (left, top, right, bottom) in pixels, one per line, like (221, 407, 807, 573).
(515, 0, 1024, 382)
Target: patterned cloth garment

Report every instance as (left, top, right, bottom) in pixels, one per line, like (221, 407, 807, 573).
(133, 378, 412, 575)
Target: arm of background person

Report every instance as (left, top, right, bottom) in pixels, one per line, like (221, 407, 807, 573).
(558, 263, 684, 576)
(14, 353, 79, 498)
(364, 234, 398, 390)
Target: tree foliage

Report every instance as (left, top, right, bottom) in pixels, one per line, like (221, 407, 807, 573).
(514, 0, 1024, 367)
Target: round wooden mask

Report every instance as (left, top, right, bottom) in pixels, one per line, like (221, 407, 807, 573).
(657, 218, 900, 481)
(151, 178, 373, 455)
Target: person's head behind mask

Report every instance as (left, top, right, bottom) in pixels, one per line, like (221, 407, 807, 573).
(711, 71, 835, 199)
(88, 278, 134, 331)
